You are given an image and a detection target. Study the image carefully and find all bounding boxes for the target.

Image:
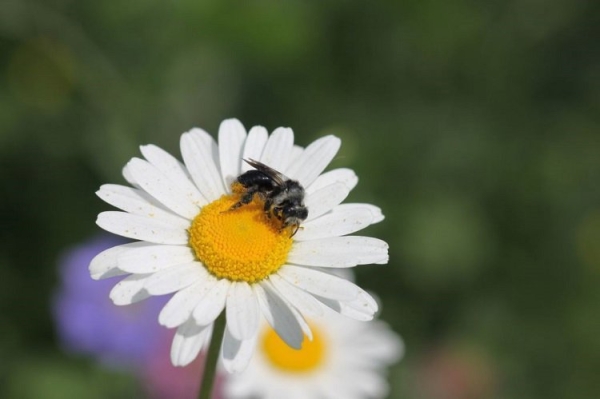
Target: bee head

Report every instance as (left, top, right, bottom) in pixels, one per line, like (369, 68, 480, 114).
(283, 204, 307, 221)
(281, 205, 308, 237)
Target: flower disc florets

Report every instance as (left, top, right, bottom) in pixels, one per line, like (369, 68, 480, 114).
(188, 194, 292, 283)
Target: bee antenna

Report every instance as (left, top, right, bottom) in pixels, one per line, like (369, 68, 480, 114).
(290, 224, 303, 237)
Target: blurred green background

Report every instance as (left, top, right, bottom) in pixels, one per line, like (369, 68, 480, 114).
(1, 0, 599, 398)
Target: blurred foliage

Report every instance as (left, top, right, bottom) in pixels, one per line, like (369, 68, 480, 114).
(6, 356, 142, 399)
(1, 0, 599, 398)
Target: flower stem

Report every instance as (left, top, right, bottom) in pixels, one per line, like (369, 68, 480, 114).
(198, 312, 226, 399)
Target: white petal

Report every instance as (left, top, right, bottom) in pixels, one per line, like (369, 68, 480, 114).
(253, 283, 303, 349)
(259, 127, 294, 172)
(294, 207, 374, 241)
(180, 128, 226, 202)
(333, 300, 374, 321)
(315, 376, 354, 399)
(192, 279, 230, 326)
(96, 211, 189, 244)
(353, 321, 404, 362)
(344, 289, 378, 318)
(304, 183, 350, 222)
(224, 372, 259, 398)
(262, 279, 313, 341)
(306, 168, 358, 194)
(140, 144, 207, 206)
(241, 126, 268, 172)
(144, 262, 204, 295)
(96, 184, 190, 229)
(288, 145, 304, 165)
(353, 372, 390, 398)
(226, 282, 260, 340)
(171, 319, 212, 367)
(288, 236, 389, 267)
(121, 164, 138, 187)
(335, 203, 384, 223)
(109, 273, 152, 305)
(278, 265, 361, 301)
(218, 119, 247, 189)
(159, 276, 216, 328)
(89, 242, 147, 280)
(268, 274, 324, 318)
(221, 328, 257, 373)
(314, 289, 378, 321)
(285, 297, 313, 341)
(127, 158, 199, 219)
(117, 244, 195, 274)
(263, 386, 302, 399)
(286, 135, 341, 187)
(316, 265, 355, 281)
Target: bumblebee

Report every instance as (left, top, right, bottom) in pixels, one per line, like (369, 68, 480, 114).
(230, 159, 308, 236)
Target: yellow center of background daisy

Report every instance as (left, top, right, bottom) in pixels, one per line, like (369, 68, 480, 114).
(188, 194, 292, 283)
(261, 324, 326, 372)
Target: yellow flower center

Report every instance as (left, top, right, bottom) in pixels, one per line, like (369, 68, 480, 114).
(261, 323, 327, 373)
(188, 193, 292, 283)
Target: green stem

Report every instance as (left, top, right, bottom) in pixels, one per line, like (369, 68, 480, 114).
(198, 312, 226, 399)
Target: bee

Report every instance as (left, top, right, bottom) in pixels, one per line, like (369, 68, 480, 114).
(230, 159, 308, 236)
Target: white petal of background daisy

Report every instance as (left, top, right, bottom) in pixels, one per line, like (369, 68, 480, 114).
(224, 310, 404, 399)
(91, 118, 389, 378)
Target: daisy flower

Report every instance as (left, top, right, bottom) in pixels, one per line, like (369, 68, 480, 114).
(224, 312, 403, 399)
(90, 118, 388, 372)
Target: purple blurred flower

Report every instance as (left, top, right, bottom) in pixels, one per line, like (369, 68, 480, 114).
(52, 234, 224, 399)
(52, 235, 169, 368)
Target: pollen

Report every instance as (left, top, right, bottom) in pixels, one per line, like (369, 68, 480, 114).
(261, 323, 326, 373)
(188, 194, 292, 283)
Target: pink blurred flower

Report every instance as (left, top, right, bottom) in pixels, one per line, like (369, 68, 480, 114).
(414, 344, 497, 399)
(141, 328, 224, 399)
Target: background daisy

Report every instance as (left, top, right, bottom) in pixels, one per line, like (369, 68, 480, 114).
(224, 311, 403, 399)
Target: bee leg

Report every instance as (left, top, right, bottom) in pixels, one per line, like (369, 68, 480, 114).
(275, 207, 284, 220)
(263, 198, 274, 218)
(229, 188, 257, 211)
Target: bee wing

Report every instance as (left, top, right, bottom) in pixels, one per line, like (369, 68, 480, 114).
(244, 158, 287, 185)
